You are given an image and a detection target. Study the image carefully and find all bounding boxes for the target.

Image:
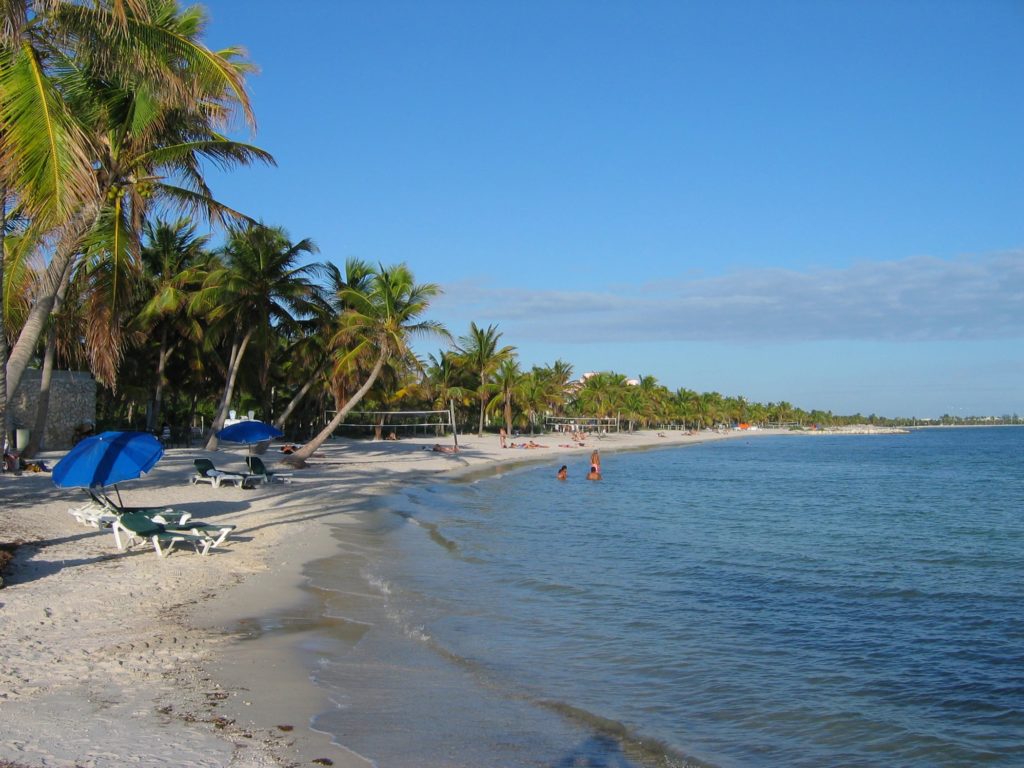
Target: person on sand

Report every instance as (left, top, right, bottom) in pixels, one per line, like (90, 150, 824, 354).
(427, 443, 459, 454)
(587, 465, 602, 481)
(499, 427, 507, 448)
(3, 448, 19, 473)
(557, 465, 568, 480)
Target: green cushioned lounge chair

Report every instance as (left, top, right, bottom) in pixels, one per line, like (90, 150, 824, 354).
(113, 513, 215, 557)
(91, 491, 235, 550)
(191, 458, 256, 489)
(244, 455, 293, 484)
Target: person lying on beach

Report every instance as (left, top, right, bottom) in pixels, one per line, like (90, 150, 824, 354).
(587, 465, 602, 481)
(426, 444, 459, 454)
(280, 443, 300, 454)
(557, 465, 568, 480)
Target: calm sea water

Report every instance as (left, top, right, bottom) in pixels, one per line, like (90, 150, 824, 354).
(297, 428, 1024, 767)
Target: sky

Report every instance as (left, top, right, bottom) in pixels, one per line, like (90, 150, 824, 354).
(199, 0, 1023, 418)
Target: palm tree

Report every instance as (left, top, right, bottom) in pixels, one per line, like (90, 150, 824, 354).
(132, 217, 210, 431)
(772, 400, 794, 427)
(486, 358, 523, 436)
(693, 391, 725, 429)
(574, 371, 628, 420)
(455, 322, 515, 435)
(635, 374, 669, 428)
(193, 223, 321, 449)
(517, 369, 552, 435)
(424, 350, 472, 432)
(272, 258, 373, 431)
(284, 264, 446, 466)
(539, 359, 574, 416)
(0, 0, 269, 427)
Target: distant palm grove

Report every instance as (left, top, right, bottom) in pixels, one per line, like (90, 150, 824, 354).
(0, 2, 990, 462)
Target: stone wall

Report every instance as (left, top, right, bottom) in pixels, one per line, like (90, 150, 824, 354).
(8, 370, 96, 451)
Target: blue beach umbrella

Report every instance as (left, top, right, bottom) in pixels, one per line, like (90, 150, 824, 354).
(216, 420, 283, 452)
(52, 431, 164, 490)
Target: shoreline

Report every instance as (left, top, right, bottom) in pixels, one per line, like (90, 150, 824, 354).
(1, 426, 873, 767)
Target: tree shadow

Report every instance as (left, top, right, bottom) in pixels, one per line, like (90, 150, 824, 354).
(4, 549, 126, 586)
(1, 478, 77, 510)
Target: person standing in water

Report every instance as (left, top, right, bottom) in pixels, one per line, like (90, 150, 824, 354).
(557, 465, 568, 480)
(590, 449, 601, 472)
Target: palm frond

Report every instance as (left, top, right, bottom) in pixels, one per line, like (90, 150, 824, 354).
(80, 196, 141, 386)
(150, 182, 255, 228)
(53, 3, 256, 130)
(135, 138, 275, 173)
(0, 41, 97, 226)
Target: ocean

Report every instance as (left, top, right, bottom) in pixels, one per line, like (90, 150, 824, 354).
(289, 427, 1024, 767)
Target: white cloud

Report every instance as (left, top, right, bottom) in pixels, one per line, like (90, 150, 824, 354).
(433, 251, 1024, 343)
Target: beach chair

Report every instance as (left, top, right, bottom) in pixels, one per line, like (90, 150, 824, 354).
(91, 490, 235, 550)
(93, 489, 194, 522)
(67, 489, 189, 529)
(67, 496, 119, 528)
(244, 455, 293, 484)
(191, 458, 255, 489)
(112, 512, 214, 557)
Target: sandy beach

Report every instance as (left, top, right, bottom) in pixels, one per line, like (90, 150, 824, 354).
(0, 429, 746, 767)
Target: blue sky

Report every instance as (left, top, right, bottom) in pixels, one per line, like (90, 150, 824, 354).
(200, 0, 1023, 418)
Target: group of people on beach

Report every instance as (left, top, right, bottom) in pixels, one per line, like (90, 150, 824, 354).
(556, 449, 602, 481)
(499, 428, 549, 450)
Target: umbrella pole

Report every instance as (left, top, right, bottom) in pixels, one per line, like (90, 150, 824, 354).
(114, 484, 124, 506)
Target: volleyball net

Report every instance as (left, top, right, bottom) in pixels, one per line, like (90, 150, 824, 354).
(325, 409, 456, 438)
(543, 416, 620, 433)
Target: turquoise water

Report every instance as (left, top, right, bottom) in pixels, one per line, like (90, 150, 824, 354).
(303, 428, 1024, 767)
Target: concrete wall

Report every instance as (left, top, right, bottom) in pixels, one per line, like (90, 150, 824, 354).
(9, 370, 96, 451)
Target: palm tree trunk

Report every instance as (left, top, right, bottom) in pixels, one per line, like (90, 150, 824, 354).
(284, 352, 387, 467)
(148, 330, 176, 432)
(204, 328, 254, 450)
(5, 203, 97, 404)
(23, 324, 58, 458)
(0, 186, 9, 451)
(477, 392, 488, 436)
(272, 358, 327, 430)
(187, 393, 200, 447)
(23, 261, 75, 458)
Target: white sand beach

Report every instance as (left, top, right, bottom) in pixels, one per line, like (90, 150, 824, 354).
(0, 429, 742, 767)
